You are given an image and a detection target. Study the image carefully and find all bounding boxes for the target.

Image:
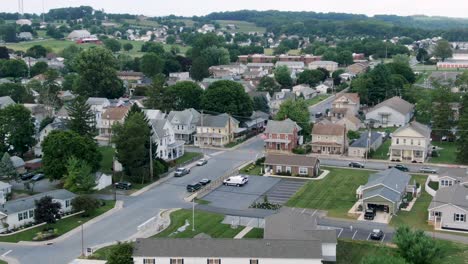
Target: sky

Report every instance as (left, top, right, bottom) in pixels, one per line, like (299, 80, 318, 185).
(3, 0, 468, 19)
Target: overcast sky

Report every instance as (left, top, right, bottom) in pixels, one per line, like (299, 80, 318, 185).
(3, 0, 468, 18)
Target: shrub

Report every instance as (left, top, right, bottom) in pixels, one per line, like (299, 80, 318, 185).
(71, 196, 101, 217)
(255, 157, 265, 166)
(292, 147, 306, 155)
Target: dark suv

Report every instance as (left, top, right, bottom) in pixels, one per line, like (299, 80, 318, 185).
(364, 209, 376, 220)
(21, 172, 35, 181)
(186, 183, 202, 192)
(115, 182, 132, 190)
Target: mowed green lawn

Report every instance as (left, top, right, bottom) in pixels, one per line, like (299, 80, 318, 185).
(304, 95, 331, 106)
(286, 167, 372, 218)
(371, 139, 391, 160)
(429, 141, 459, 165)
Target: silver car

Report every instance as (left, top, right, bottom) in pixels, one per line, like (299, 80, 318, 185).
(419, 167, 437, 174)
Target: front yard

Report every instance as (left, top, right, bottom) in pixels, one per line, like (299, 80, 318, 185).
(429, 141, 458, 164)
(239, 163, 263, 176)
(174, 152, 203, 166)
(286, 167, 372, 218)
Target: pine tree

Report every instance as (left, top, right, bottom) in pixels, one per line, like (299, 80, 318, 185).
(67, 96, 96, 138)
(0, 152, 17, 180)
(432, 85, 452, 139)
(457, 94, 468, 164)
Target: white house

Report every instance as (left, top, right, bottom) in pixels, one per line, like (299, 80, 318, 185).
(0, 181, 12, 204)
(293, 84, 317, 99)
(67, 30, 91, 40)
(366, 96, 414, 128)
(151, 119, 185, 161)
(348, 131, 383, 158)
(10, 156, 26, 175)
(96, 106, 130, 145)
(275, 61, 305, 73)
(389, 121, 431, 163)
(167, 108, 201, 144)
(34, 118, 68, 157)
(86, 97, 111, 131)
(428, 184, 468, 232)
(94, 173, 112, 191)
(0, 96, 15, 109)
(331, 93, 360, 115)
(0, 189, 75, 232)
(315, 84, 330, 94)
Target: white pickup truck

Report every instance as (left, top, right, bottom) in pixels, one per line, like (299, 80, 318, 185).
(223, 175, 249, 187)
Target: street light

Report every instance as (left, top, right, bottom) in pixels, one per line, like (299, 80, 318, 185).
(78, 221, 84, 256)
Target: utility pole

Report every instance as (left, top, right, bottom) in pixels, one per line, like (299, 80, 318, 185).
(192, 198, 195, 232)
(200, 110, 204, 156)
(149, 135, 153, 182)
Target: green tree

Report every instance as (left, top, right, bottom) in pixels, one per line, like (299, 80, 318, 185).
(25, 45, 48, 58)
(67, 96, 96, 138)
(104, 38, 122, 53)
(140, 53, 165, 78)
(30, 61, 49, 76)
(322, 50, 338, 62)
(141, 42, 165, 55)
(276, 99, 310, 135)
(253, 96, 269, 113)
(432, 85, 452, 138)
(392, 54, 410, 65)
(201, 46, 230, 67)
(39, 116, 54, 132)
(257, 76, 281, 96)
(61, 44, 82, 61)
(107, 242, 134, 264)
(274, 66, 293, 87)
(393, 226, 443, 264)
(416, 48, 429, 63)
(74, 47, 125, 98)
(0, 59, 28, 78)
(123, 43, 133, 52)
(0, 104, 35, 156)
(167, 81, 204, 110)
(190, 57, 210, 81)
(337, 50, 353, 66)
(71, 196, 101, 217)
(0, 83, 33, 103)
(350, 76, 372, 104)
(63, 157, 96, 193)
(433, 40, 453, 61)
(166, 35, 176, 45)
(145, 74, 171, 111)
(387, 63, 416, 84)
(34, 196, 61, 225)
(297, 69, 325, 86)
(201, 80, 253, 117)
(347, 130, 361, 140)
(0, 46, 8, 60)
(0, 152, 17, 180)
(455, 71, 468, 92)
(360, 255, 407, 264)
(457, 94, 468, 164)
(42, 131, 101, 180)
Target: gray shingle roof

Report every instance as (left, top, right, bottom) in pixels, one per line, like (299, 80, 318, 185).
(167, 108, 200, 125)
(264, 153, 318, 168)
(264, 119, 301, 134)
(0, 96, 15, 109)
(394, 121, 431, 139)
(350, 131, 382, 148)
(0, 189, 76, 215)
(369, 96, 414, 116)
(151, 119, 168, 139)
(197, 114, 238, 128)
(86, 97, 109, 106)
(429, 184, 468, 210)
(362, 169, 411, 203)
(133, 238, 322, 259)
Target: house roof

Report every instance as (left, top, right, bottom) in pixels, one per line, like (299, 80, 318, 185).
(117, 71, 144, 77)
(275, 61, 305, 67)
(0, 189, 76, 215)
(133, 238, 323, 259)
(86, 97, 110, 106)
(428, 184, 468, 211)
(0, 181, 11, 190)
(309, 61, 338, 66)
(167, 108, 200, 125)
(362, 169, 411, 203)
(143, 109, 165, 121)
(264, 119, 301, 134)
(393, 121, 431, 139)
(10, 156, 25, 168)
(264, 153, 319, 168)
(247, 63, 274, 67)
(312, 122, 345, 136)
(56, 106, 69, 118)
(350, 131, 382, 148)
(369, 96, 414, 116)
(197, 114, 238, 128)
(0, 96, 15, 109)
(335, 93, 360, 104)
(102, 107, 129, 121)
(151, 119, 169, 138)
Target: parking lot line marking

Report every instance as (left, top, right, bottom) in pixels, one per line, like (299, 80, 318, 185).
(337, 228, 343, 238)
(301, 208, 306, 214)
(381, 234, 386, 243)
(2, 250, 12, 257)
(352, 230, 358, 240)
(311, 209, 317, 217)
(367, 233, 371, 241)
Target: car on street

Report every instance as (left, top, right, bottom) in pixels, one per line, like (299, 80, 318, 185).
(186, 183, 202, 192)
(388, 164, 409, 172)
(370, 229, 384, 240)
(115, 181, 132, 190)
(174, 167, 190, 177)
(223, 175, 249, 186)
(21, 172, 35, 181)
(349, 162, 365, 168)
(364, 209, 375, 220)
(315, 112, 323, 118)
(199, 179, 211, 186)
(31, 173, 45, 181)
(196, 159, 208, 166)
(419, 167, 438, 174)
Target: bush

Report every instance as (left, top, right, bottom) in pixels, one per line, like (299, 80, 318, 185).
(255, 157, 265, 166)
(71, 196, 101, 217)
(292, 147, 306, 155)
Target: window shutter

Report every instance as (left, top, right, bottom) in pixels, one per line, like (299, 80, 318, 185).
(454, 214, 457, 221)
(465, 214, 466, 222)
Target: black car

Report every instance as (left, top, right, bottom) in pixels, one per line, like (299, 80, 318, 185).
(349, 162, 365, 168)
(186, 183, 202, 192)
(115, 182, 132, 190)
(370, 229, 384, 240)
(199, 179, 211, 186)
(21, 172, 35, 181)
(389, 164, 409, 172)
(364, 209, 375, 220)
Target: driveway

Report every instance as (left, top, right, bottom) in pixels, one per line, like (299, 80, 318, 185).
(10, 179, 60, 193)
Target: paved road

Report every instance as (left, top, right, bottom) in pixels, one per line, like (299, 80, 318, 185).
(1, 137, 265, 264)
(308, 94, 336, 122)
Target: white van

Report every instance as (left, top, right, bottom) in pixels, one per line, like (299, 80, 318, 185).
(223, 175, 249, 187)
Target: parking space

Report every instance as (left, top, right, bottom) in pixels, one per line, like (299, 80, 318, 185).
(258, 178, 308, 204)
(203, 176, 281, 210)
(334, 226, 393, 243)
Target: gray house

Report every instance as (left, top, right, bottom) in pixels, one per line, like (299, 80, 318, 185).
(365, 96, 414, 128)
(428, 184, 468, 232)
(348, 131, 383, 158)
(357, 169, 411, 215)
(166, 108, 200, 144)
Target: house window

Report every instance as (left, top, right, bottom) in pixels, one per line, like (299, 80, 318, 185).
(29, 210, 34, 218)
(207, 259, 221, 264)
(23, 212, 28, 220)
(454, 214, 466, 222)
(143, 259, 155, 264)
(396, 138, 399, 144)
(170, 259, 184, 264)
(250, 260, 259, 264)
(286, 167, 292, 173)
(299, 167, 308, 175)
(403, 139, 406, 144)
(18, 213, 23, 221)
(66, 200, 70, 208)
(276, 166, 282, 173)
(418, 140, 421, 146)
(411, 139, 414, 145)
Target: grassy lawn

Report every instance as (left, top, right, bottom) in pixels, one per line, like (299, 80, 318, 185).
(98, 146, 115, 174)
(174, 152, 203, 166)
(428, 181, 439, 191)
(370, 139, 391, 160)
(153, 209, 242, 239)
(0, 200, 115, 243)
(239, 164, 263, 176)
(286, 167, 372, 218)
(194, 198, 211, 205)
(304, 95, 331, 106)
(429, 141, 458, 164)
(243, 228, 264, 239)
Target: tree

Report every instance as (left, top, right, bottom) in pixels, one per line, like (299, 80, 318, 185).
(276, 99, 310, 135)
(393, 226, 443, 264)
(322, 50, 338, 62)
(351, 76, 372, 104)
(42, 131, 101, 180)
(201, 80, 253, 117)
(0, 59, 28, 78)
(123, 43, 133, 52)
(0, 83, 33, 103)
(297, 69, 325, 87)
(253, 96, 270, 113)
(433, 40, 453, 61)
(140, 53, 165, 78)
(39, 116, 54, 132)
(63, 157, 96, 193)
(71, 196, 101, 217)
(387, 63, 416, 84)
(25, 45, 48, 58)
(0, 46, 8, 60)
(337, 50, 353, 66)
(166, 35, 176, 45)
(257, 76, 281, 96)
(74, 47, 125, 98)
(201, 46, 230, 67)
(34, 196, 62, 225)
(0, 104, 35, 156)
(416, 48, 429, 63)
(0, 152, 17, 180)
(274, 66, 293, 87)
(67, 96, 96, 138)
(30, 61, 49, 76)
(145, 74, 170, 110)
(113, 112, 152, 183)
(190, 57, 210, 81)
(141, 42, 165, 55)
(360, 255, 407, 264)
(347, 130, 361, 140)
(457, 94, 468, 164)
(392, 54, 410, 65)
(432, 85, 452, 139)
(167, 81, 204, 110)
(104, 38, 122, 53)
(107, 242, 134, 264)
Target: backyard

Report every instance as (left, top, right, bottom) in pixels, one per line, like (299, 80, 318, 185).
(286, 167, 372, 218)
(429, 141, 458, 164)
(305, 94, 331, 106)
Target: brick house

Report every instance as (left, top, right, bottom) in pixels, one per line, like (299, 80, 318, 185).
(263, 119, 301, 153)
(264, 153, 320, 177)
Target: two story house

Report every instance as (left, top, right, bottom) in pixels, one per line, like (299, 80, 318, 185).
(151, 119, 185, 161)
(365, 96, 414, 128)
(166, 108, 200, 144)
(96, 106, 130, 144)
(331, 93, 360, 115)
(311, 122, 347, 155)
(86, 97, 111, 130)
(194, 114, 240, 147)
(263, 119, 301, 153)
(389, 121, 431, 163)
(34, 118, 68, 157)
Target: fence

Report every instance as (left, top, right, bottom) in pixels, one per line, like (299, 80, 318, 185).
(425, 175, 439, 197)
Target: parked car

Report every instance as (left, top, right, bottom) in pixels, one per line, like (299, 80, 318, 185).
(349, 162, 365, 168)
(315, 112, 323, 118)
(223, 175, 249, 186)
(31, 173, 45, 181)
(21, 172, 35, 181)
(199, 179, 211, 186)
(196, 159, 208, 166)
(419, 167, 437, 174)
(370, 229, 384, 240)
(186, 183, 202, 192)
(388, 164, 409, 172)
(115, 182, 132, 190)
(174, 167, 190, 177)
(364, 209, 375, 220)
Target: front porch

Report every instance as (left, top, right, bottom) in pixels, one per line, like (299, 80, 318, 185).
(165, 140, 185, 161)
(311, 143, 344, 155)
(390, 147, 426, 163)
(194, 133, 230, 147)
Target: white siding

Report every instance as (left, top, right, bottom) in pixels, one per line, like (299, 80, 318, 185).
(366, 106, 409, 127)
(429, 204, 468, 231)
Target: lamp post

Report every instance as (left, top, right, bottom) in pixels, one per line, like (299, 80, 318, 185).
(78, 221, 84, 256)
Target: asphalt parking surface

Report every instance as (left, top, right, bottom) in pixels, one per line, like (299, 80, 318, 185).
(259, 178, 308, 204)
(203, 176, 281, 210)
(333, 226, 393, 243)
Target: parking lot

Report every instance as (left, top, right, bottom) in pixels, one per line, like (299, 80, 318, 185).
(319, 225, 393, 243)
(203, 176, 281, 210)
(258, 178, 308, 204)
